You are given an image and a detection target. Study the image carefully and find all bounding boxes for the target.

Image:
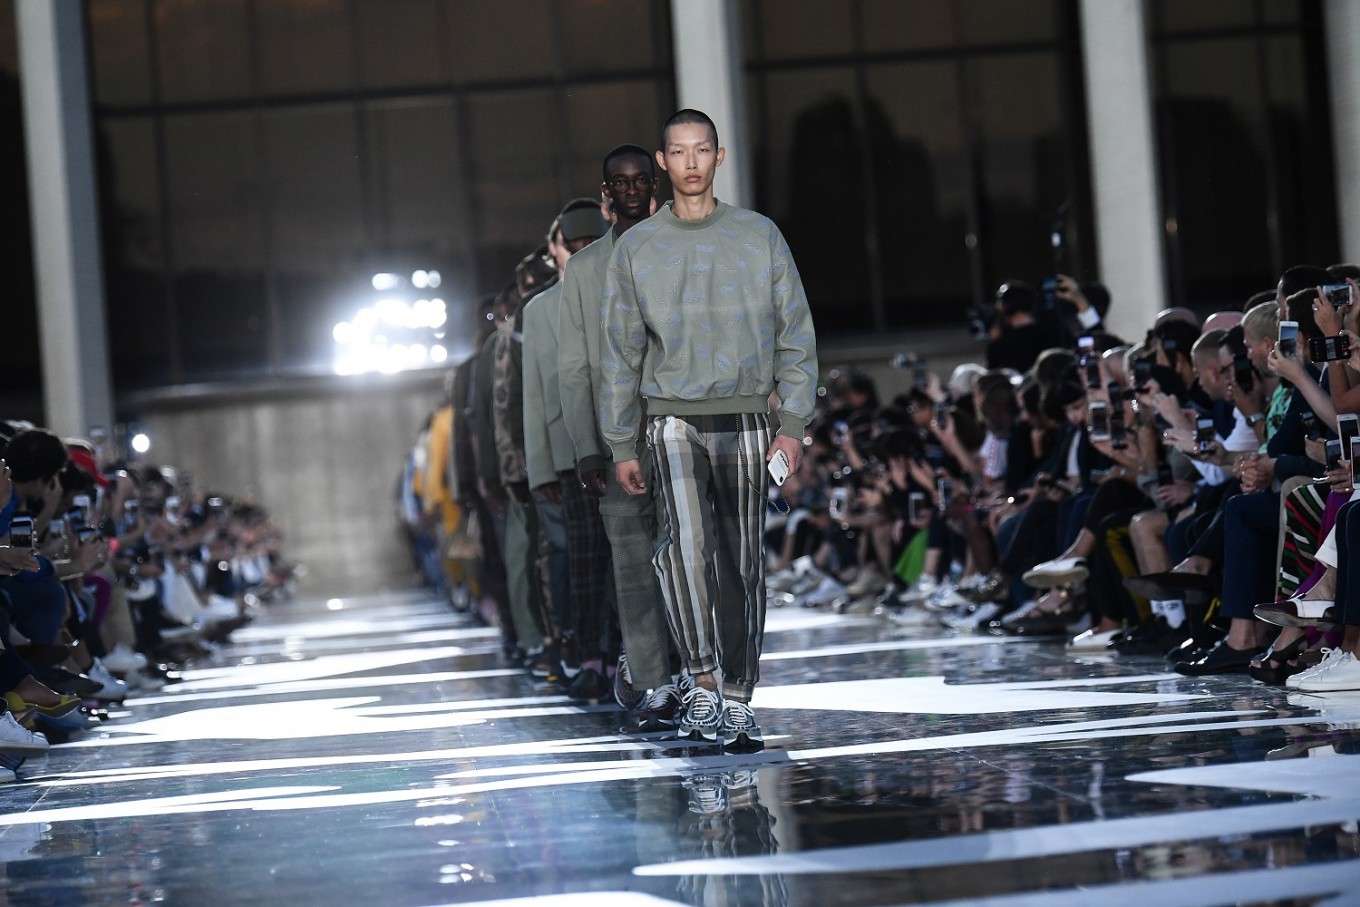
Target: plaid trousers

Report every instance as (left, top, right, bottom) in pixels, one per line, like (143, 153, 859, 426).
(647, 412, 771, 703)
(560, 469, 613, 661)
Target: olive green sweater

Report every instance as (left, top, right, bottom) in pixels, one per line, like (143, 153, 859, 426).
(599, 201, 818, 461)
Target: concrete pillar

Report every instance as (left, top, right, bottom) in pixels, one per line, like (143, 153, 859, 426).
(1325, 0, 1360, 265)
(16, 0, 114, 439)
(1078, 0, 1167, 340)
(670, 0, 751, 209)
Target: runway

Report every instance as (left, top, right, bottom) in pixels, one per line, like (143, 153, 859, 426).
(1, 591, 1357, 905)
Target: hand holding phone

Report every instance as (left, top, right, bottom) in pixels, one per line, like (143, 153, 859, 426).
(767, 449, 791, 486)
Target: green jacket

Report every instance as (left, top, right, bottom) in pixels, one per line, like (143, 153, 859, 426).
(521, 281, 576, 488)
(600, 201, 818, 461)
(557, 231, 614, 475)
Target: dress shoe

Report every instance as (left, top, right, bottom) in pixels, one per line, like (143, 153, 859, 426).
(5, 691, 82, 720)
(33, 667, 102, 698)
(1253, 597, 1338, 629)
(1172, 640, 1264, 676)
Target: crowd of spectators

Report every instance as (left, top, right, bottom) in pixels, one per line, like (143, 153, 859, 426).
(0, 421, 298, 782)
(766, 264, 1360, 693)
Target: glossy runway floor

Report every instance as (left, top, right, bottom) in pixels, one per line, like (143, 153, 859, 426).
(2, 592, 1359, 906)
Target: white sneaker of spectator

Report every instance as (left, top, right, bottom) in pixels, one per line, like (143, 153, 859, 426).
(86, 659, 129, 702)
(196, 595, 244, 626)
(101, 643, 147, 675)
(1022, 557, 1089, 589)
(845, 568, 887, 599)
(923, 581, 968, 612)
(799, 575, 848, 608)
(896, 574, 941, 604)
(0, 711, 49, 754)
(942, 600, 1007, 630)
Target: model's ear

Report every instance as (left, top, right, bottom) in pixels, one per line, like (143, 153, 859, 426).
(649, 197, 658, 216)
(715, 146, 725, 167)
(655, 149, 667, 173)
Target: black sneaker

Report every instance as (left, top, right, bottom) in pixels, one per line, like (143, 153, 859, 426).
(632, 684, 682, 732)
(719, 700, 764, 753)
(613, 653, 646, 711)
(567, 667, 608, 702)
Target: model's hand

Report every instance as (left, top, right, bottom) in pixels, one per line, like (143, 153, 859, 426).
(767, 434, 803, 476)
(581, 468, 607, 498)
(616, 460, 647, 495)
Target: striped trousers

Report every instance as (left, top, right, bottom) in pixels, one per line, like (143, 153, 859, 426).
(647, 412, 771, 703)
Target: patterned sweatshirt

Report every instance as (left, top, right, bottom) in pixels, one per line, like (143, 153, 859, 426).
(557, 231, 614, 475)
(599, 201, 818, 462)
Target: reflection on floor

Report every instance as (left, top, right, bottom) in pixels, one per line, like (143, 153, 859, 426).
(2, 591, 1358, 906)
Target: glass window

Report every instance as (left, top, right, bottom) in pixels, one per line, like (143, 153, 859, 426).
(155, 0, 252, 103)
(465, 87, 559, 258)
(563, 80, 670, 195)
(1160, 38, 1273, 304)
(261, 103, 366, 272)
(562, 0, 670, 76)
(969, 53, 1070, 288)
(749, 0, 854, 61)
(87, 0, 153, 106)
(0, 0, 17, 77)
(355, 0, 448, 90)
(865, 61, 974, 326)
(861, 0, 957, 54)
(448, 0, 554, 83)
(754, 67, 874, 329)
(1154, 0, 1255, 33)
(257, 0, 353, 97)
(958, 0, 1056, 45)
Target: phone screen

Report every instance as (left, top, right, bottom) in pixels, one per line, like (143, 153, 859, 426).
(1278, 321, 1299, 357)
(9, 516, 35, 550)
(1351, 438, 1360, 486)
(1196, 418, 1216, 453)
(1326, 439, 1343, 472)
(1088, 401, 1110, 441)
(1338, 414, 1360, 454)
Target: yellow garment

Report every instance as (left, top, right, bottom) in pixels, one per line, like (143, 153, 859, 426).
(422, 405, 459, 535)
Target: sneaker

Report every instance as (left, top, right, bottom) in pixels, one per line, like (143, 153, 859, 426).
(86, 660, 129, 703)
(923, 582, 967, 612)
(719, 699, 764, 753)
(633, 684, 682, 731)
(100, 643, 147, 675)
(0, 712, 49, 755)
(613, 654, 646, 711)
(896, 574, 941, 604)
(1291, 651, 1360, 692)
(682, 773, 728, 815)
(961, 571, 1009, 604)
(1022, 557, 1089, 589)
(942, 600, 1005, 630)
(845, 568, 887, 598)
(798, 576, 848, 608)
(0, 767, 15, 784)
(1067, 627, 1122, 652)
(567, 667, 609, 703)
(678, 687, 722, 743)
(1289, 649, 1354, 690)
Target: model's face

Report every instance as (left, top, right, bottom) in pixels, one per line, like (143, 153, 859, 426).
(602, 155, 656, 222)
(657, 123, 723, 197)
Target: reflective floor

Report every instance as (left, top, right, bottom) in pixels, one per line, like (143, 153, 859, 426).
(2, 592, 1359, 906)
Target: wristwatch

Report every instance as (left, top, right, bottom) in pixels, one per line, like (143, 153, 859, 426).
(1246, 413, 1266, 427)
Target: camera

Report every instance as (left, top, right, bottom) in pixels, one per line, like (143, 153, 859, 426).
(1309, 334, 1351, 364)
(1301, 411, 1323, 441)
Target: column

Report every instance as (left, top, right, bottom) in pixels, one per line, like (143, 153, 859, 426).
(1078, 0, 1167, 340)
(670, 0, 751, 209)
(1325, 0, 1360, 265)
(16, 0, 114, 439)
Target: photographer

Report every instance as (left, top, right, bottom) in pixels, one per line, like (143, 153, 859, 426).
(986, 282, 1061, 373)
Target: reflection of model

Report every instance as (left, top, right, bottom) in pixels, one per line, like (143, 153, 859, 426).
(600, 109, 819, 752)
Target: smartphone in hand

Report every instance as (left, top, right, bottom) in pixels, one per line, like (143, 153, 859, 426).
(767, 450, 791, 486)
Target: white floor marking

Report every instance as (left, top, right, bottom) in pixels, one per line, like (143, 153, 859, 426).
(762, 636, 1041, 661)
(432, 893, 692, 907)
(118, 667, 525, 707)
(887, 861, 1360, 907)
(1127, 754, 1360, 799)
(632, 798, 1360, 876)
(762, 611, 880, 632)
(169, 644, 489, 690)
(753, 674, 1205, 714)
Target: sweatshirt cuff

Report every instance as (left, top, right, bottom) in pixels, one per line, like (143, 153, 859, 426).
(777, 411, 807, 440)
(609, 442, 639, 463)
(576, 454, 607, 477)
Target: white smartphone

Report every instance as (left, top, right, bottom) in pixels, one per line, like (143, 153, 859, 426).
(1278, 320, 1299, 357)
(767, 449, 790, 486)
(1339, 413, 1359, 454)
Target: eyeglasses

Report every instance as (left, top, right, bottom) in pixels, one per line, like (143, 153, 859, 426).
(604, 174, 656, 191)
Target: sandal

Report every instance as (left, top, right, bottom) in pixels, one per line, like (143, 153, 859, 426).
(1248, 632, 1309, 686)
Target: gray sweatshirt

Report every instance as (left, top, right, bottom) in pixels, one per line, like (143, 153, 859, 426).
(599, 201, 818, 462)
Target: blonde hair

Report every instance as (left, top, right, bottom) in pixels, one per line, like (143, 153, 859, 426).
(1242, 301, 1279, 344)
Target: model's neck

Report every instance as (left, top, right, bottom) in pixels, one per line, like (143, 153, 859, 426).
(613, 215, 643, 238)
(671, 192, 717, 222)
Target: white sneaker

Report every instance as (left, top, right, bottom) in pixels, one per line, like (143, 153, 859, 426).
(1022, 557, 1089, 589)
(1068, 627, 1121, 652)
(101, 643, 147, 675)
(196, 595, 243, 625)
(0, 712, 49, 755)
(0, 767, 15, 784)
(1292, 652, 1360, 692)
(799, 576, 848, 608)
(897, 575, 941, 604)
(845, 568, 887, 598)
(1287, 648, 1350, 689)
(86, 659, 128, 702)
(923, 582, 966, 611)
(942, 601, 1004, 630)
